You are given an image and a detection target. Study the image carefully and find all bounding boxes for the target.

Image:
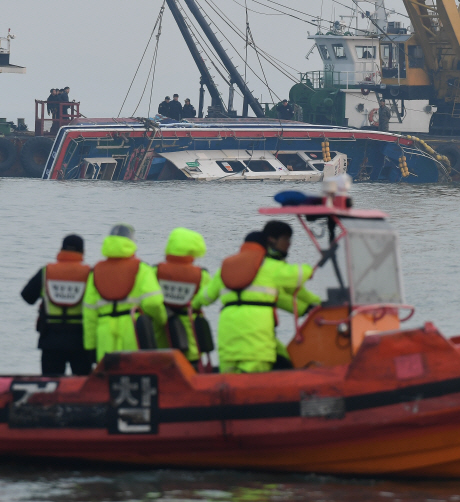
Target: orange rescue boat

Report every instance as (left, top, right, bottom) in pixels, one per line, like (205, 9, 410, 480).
(2, 175, 460, 477)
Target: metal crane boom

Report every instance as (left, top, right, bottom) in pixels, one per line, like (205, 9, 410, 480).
(400, 0, 460, 133)
(182, 0, 265, 117)
(165, 0, 225, 113)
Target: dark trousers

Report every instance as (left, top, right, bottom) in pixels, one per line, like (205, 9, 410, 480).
(41, 349, 92, 376)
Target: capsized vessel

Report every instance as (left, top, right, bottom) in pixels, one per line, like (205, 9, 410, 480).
(2, 176, 460, 476)
(42, 117, 447, 183)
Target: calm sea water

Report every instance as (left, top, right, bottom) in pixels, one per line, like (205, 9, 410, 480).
(1, 178, 460, 501)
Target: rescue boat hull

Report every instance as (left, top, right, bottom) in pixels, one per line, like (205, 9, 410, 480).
(2, 323, 460, 477)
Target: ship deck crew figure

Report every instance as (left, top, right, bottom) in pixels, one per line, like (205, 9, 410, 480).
(193, 231, 315, 374)
(378, 99, 391, 132)
(276, 99, 294, 120)
(182, 99, 197, 119)
(21, 234, 92, 376)
(83, 224, 167, 362)
(158, 96, 171, 117)
(169, 93, 183, 120)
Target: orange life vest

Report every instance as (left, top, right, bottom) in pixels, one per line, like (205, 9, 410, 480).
(221, 242, 266, 291)
(45, 250, 91, 307)
(93, 257, 141, 301)
(157, 255, 202, 308)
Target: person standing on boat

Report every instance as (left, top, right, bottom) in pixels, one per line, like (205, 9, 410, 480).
(20, 235, 93, 376)
(83, 224, 167, 362)
(182, 99, 196, 119)
(263, 220, 321, 315)
(60, 86, 72, 120)
(276, 99, 294, 120)
(169, 94, 182, 121)
(193, 231, 314, 374)
(153, 227, 212, 366)
(378, 99, 391, 132)
(158, 96, 171, 117)
(46, 88, 58, 118)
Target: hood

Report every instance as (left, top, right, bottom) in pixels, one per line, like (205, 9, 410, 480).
(165, 227, 206, 258)
(101, 235, 137, 258)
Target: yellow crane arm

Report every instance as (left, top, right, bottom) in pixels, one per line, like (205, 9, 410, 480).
(402, 0, 460, 72)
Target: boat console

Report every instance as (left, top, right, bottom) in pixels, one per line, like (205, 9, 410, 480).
(260, 174, 414, 368)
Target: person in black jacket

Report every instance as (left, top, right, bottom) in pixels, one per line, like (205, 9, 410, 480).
(182, 98, 196, 119)
(158, 96, 171, 117)
(46, 89, 58, 118)
(169, 93, 182, 120)
(21, 235, 93, 376)
(276, 99, 294, 120)
(60, 86, 71, 119)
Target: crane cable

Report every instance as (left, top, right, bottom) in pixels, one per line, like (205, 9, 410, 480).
(133, 5, 165, 116)
(147, 14, 163, 117)
(244, 3, 284, 157)
(200, 0, 315, 94)
(244, 0, 249, 88)
(205, 0, 307, 78)
(118, 2, 165, 117)
(203, 0, 317, 94)
(198, 0, 289, 97)
(177, 0, 242, 101)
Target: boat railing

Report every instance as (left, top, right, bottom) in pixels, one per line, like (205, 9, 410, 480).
(301, 66, 381, 89)
(34, 100, 82, 136)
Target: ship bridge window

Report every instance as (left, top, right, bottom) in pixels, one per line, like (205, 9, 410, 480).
(332, 44, 347, 59)
(318, 45, 331, 60)
(356, 46, 376, 59)
(244, 160, 275, 172)
(277, 153, 313, 171)
(216, 160, 246, 173)
(408, 45, 424, 68)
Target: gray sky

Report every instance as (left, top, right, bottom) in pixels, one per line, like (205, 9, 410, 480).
(2, 0, 406, 127)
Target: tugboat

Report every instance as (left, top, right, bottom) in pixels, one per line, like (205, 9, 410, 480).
(2, 175, 460, 477)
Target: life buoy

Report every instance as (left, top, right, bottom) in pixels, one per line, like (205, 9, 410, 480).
(368, 108, 379, 127)
(221, 242, 266, 291)
(0, 138, 17, 173)
(94, 257, 140, 301)
(20, 136, 54, 178)
(157, 256, 202, 308)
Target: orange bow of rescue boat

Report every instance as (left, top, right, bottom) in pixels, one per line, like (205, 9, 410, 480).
(2, 174, 460, 478)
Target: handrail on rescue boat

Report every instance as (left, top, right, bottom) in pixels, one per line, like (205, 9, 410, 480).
(316, 304, 415, 326)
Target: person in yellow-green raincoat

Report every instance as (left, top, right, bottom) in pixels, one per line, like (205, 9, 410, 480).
(263, 220, 321, 316)
(192, 231, 318, 374)
(153, 227, 211, 365)
(83, 224, 167, 362)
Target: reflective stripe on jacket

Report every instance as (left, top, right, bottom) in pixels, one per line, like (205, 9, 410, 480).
(193, 258, 313, 364)
(42, 250, 91, 325)
(153, 263, 210, 362)
(83, 235, 167, 362)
